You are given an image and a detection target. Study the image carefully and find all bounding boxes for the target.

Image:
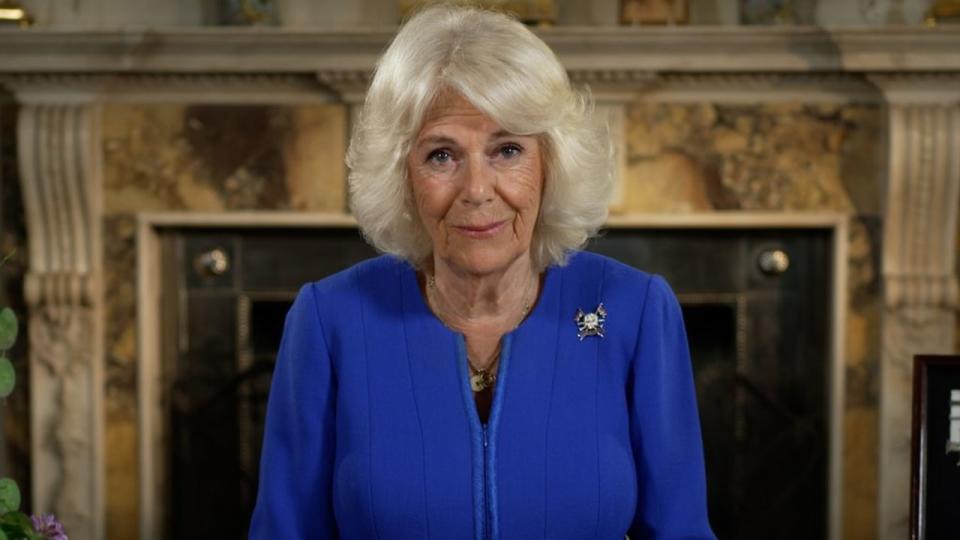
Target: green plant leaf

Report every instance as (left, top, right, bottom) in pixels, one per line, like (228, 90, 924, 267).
(0, 359, 13, 399)
(0, 526, 8, 540)
(0, 511, 33, 539)
(0, 309, 16, 351)
(0, 479, 20, 514)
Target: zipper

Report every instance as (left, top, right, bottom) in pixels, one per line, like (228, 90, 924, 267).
(457, 333, 510, 540)
(483, 424, 489, 540)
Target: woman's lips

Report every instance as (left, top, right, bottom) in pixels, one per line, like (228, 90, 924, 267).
(454, 220, 507, 238)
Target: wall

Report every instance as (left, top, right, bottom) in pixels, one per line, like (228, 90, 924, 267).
(100, 102, 346, 539)
(15, 0, 941, 27)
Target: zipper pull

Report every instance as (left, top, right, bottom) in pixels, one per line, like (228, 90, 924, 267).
(483, 426, 488, 448)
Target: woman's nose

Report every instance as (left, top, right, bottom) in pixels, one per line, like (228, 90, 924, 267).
(461, 156, 495, 205)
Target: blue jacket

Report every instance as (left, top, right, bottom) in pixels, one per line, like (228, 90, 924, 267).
(250, 251, 715, 539)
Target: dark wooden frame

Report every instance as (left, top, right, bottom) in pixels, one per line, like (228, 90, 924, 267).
(910, 354, 960, 540)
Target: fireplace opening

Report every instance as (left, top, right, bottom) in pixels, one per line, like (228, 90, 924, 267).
(155, 224, 834, 539)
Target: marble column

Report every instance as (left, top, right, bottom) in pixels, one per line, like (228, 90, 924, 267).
(15, 93, 105, 540)
(872, 75, 960, 540)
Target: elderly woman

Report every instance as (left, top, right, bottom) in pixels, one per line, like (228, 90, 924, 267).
(250, 5, 714, 540)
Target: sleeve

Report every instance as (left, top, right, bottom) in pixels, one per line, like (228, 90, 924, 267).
(627, 275, 715, 540)
(249, 283, 339, 539)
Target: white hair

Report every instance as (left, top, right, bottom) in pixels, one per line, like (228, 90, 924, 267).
(346, 3, 614, 270)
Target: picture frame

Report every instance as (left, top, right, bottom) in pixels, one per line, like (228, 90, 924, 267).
(910, 354, 960, 540)
(620, 0, 689, 25)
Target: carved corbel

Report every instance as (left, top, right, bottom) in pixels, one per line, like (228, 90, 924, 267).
(870, 73, 960, 540)
(15, 95, 105, 540)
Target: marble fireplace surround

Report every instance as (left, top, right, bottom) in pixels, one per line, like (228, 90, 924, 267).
(3, 25, 960, 540)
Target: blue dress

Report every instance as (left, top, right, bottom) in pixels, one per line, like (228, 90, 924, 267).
(249, 251, 715, 539)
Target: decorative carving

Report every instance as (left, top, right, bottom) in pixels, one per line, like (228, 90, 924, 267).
(568, 69, 658, 84)
(876, 96, 960, 540)
(315, 70, 371, 103)
(0, 71, 949, 108)
(29, 304, 96, 531)
(1, 73, 331, 105)
(17, 102, 104, 540)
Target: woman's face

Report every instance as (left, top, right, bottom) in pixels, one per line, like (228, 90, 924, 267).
(407, 91, 543, 277)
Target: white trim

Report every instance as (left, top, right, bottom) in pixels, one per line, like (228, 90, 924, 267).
(605, 211, 847, 228)
(141, 210, 358, 227)
(136, 216, 162, 540)
(830, 217, 849, 540)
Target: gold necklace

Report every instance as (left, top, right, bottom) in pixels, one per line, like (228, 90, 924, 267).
(426, 272, 536, 392)
(467, 344, 501, 392)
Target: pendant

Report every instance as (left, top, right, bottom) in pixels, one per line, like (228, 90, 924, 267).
(575, 303, 607, 340)
(470, 370, 495, 392)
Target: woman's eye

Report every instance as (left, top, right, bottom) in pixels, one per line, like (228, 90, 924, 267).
(499, 143, 523, 158)
(427, 149, 452, 164)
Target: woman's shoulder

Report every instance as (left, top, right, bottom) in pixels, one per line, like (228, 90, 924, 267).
(286, 255, 406, 344)
(562, 250, 657, 290)
(561, 250, 679, 310)
(304, 254, 407, 298)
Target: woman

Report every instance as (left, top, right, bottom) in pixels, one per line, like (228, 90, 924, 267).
(250, 4, 714, 539)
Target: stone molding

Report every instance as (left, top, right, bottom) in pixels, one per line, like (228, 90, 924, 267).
(0, 71, 950, 106)
(1, 73, 333, 104)
(869, 73, 960, 104)
(874, 81, 960, 540)
(17, 102, 105, 540)
(315, 70, 370, 103)
(2, 26, 960, 73)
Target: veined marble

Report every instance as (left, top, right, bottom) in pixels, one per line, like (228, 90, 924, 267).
(621, 101, 883, 540)
(100, 102, 346, 538)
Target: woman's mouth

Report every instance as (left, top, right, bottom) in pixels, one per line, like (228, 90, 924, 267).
(454, 220, 507, 238)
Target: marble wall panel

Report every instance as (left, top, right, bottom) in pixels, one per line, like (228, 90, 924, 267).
(100, 102, 347, 538)
(622, 101, 883, 540)
(103, 104, 346, 214)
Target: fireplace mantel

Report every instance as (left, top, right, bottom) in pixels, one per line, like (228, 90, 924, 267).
(2, 25, 960, 75)
(1, 22, 958, 540)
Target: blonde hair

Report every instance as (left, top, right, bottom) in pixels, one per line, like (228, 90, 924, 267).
(346, 3, 614, 270)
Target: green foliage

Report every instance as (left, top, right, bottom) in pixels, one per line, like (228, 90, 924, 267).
(0, 359, 13, 400)
(0, 480, 18, 514)
(0, 512, 40, 540)
(0, 308, 16, 352)
(0, 250, 38, 540)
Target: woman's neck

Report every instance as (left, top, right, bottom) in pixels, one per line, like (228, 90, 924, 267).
(426, 254, 539, 334)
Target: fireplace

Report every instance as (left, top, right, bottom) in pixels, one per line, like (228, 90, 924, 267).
(138, 214, 846, 539)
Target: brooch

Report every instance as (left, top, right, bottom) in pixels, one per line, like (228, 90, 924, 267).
(575, 304, 607, 340)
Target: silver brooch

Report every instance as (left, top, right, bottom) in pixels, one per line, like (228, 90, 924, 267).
(575, 303, 607, 340)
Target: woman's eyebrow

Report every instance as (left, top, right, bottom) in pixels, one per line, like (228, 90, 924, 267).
(491, 130, 533, 141)
(417, 135, 458, 147)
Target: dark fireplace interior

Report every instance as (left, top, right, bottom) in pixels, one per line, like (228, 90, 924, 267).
(159, 226, 832, 540)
